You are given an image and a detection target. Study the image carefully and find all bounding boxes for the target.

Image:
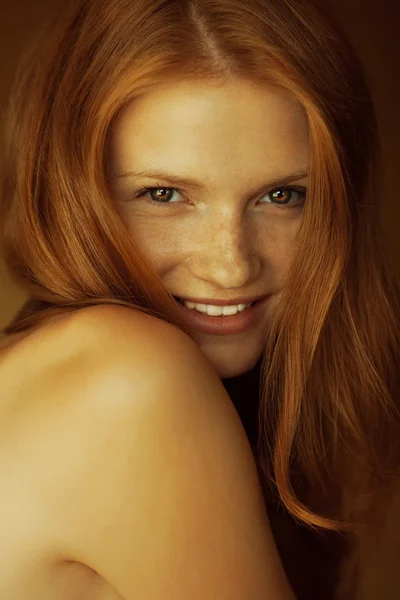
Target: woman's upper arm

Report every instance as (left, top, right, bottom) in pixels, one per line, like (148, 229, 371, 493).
(47, 306, 294, 600)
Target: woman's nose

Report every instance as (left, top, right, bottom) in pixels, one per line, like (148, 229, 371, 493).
(188, 216, 262, 290)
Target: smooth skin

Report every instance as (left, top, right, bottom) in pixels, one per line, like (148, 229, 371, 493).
(0, 305, 295, 599)
(108, 76, 309, 378)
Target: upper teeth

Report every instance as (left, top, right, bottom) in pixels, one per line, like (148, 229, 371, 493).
(181, 300, 253, 316)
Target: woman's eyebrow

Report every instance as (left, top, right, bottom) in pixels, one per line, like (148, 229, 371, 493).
(112, 168, 309, 191)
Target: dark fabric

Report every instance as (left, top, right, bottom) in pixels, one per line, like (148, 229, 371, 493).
(221, 359, 346, 600)
(221, 357, 262, 451)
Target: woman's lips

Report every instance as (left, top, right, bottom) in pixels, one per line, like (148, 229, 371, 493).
(173, 295, 270, 336)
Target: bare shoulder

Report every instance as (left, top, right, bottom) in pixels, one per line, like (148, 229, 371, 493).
(64, 302, 217, 392)
(36, 305, 292, 599)
(69, 303, 201, 362)
(1, 303, 190, 402)
(18, 302, 200, 390)
(71, 302, 185, 342)
(1, 303, 169, 371)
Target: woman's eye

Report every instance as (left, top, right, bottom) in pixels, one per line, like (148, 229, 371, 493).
(135, 186, 182, 206)
(259, 186, 307, 207)
(134, 184, 307, 209)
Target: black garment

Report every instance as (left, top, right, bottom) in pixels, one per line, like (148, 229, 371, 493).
(221, 356, 262, 451)
(221, 359, 346, 600)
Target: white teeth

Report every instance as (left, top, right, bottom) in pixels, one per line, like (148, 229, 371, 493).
(181, 300, 252, 315)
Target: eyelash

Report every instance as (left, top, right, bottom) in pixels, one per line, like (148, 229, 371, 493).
(134, 183, 307, 210)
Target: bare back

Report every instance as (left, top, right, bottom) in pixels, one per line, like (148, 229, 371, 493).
(0, 312, 124, 600)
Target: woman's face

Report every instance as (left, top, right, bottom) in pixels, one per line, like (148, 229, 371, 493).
(108, 77, 309, 378)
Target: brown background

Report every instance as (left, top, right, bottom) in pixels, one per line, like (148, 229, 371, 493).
(0, 1, 399, 597)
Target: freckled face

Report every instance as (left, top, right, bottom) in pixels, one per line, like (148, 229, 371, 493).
(107, 77, 309, 379)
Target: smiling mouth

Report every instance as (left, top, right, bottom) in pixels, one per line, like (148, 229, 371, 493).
(173, 296, 264, 317)
(169, 293, 270, 335)
(173, 296, 256, 306)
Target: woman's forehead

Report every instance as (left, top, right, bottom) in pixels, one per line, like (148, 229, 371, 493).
(108, 77, 309, 182)
(114, 77, 307, 128)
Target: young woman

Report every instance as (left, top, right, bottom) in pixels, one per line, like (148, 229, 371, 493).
(1, 0, 399, 598)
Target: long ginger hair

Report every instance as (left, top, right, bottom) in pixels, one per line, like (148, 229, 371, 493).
(1, 0, 400, 535)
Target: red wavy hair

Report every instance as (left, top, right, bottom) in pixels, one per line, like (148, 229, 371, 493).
(1, 0, 399, 538)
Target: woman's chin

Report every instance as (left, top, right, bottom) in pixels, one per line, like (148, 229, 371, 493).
(198, 344, 262, 379)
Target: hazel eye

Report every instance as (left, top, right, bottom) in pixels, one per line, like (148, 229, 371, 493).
(271, 189, 292, 203)
(135, 186, 183, 205)
(132, 183, 307, 210)
(259, 186, 307, 207)
(149, 187, 175, 202)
